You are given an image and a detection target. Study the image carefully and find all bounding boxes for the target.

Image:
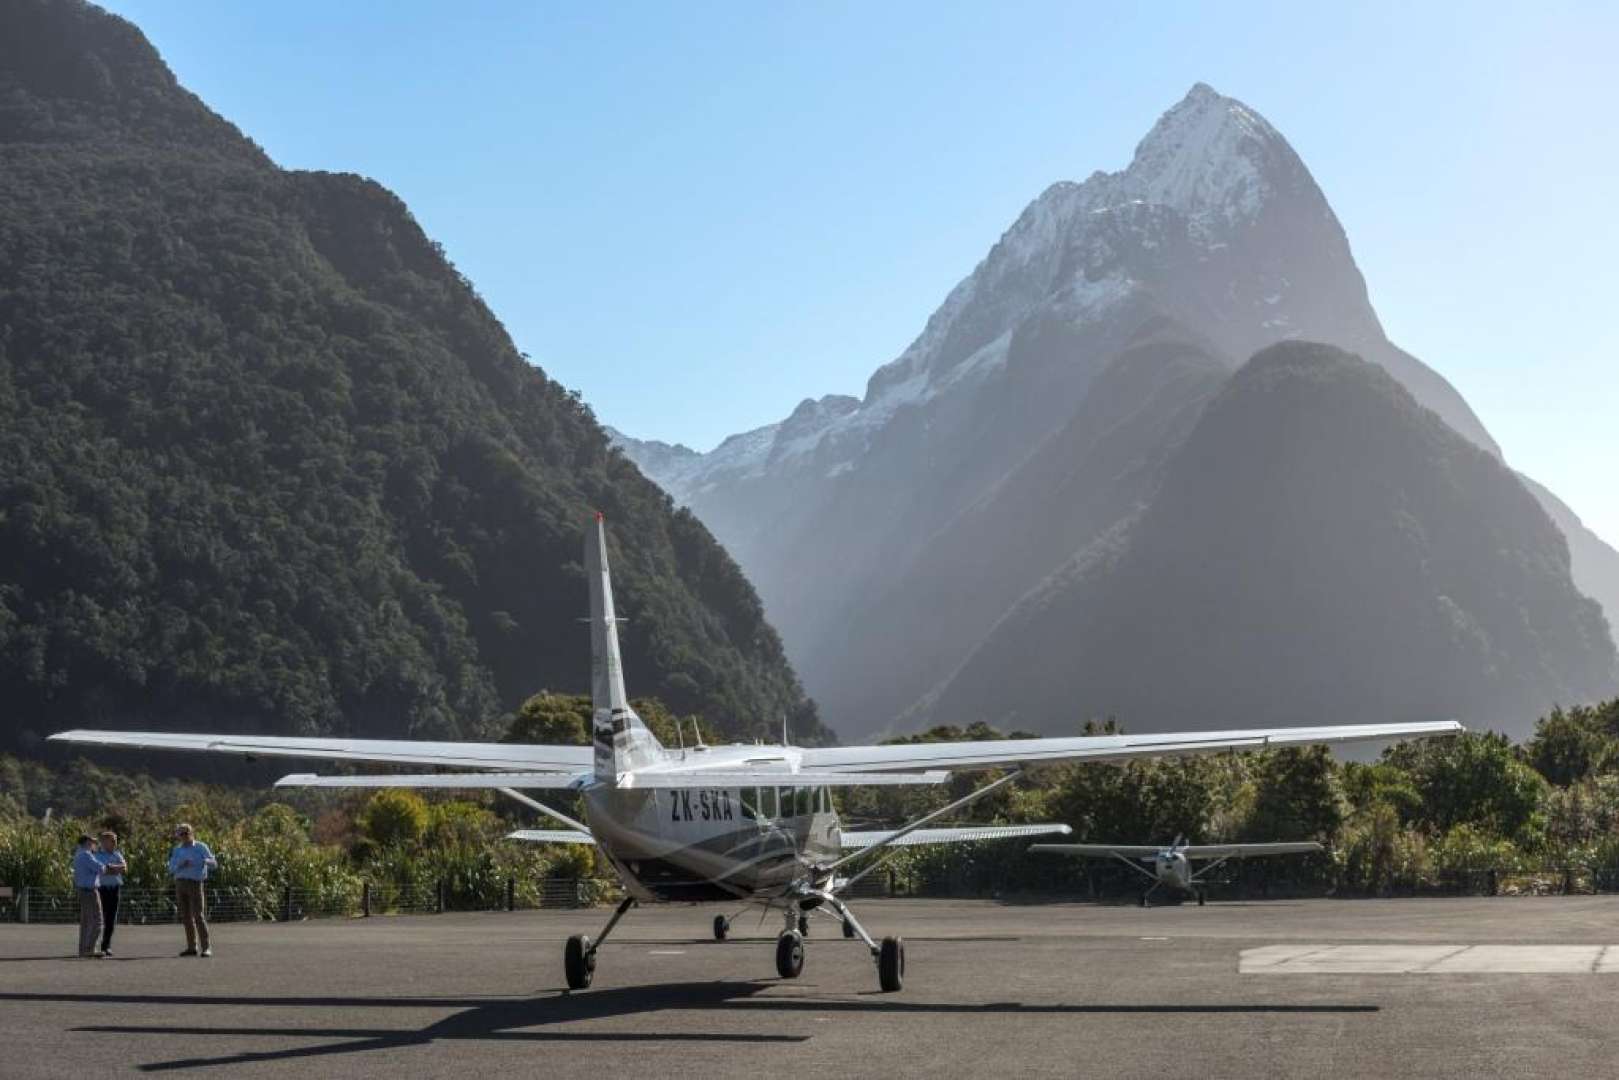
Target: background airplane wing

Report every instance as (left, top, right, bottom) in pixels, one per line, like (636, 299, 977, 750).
(839, 824, 1072, 849)
(797, 720, 1462, 772)
(1030, 843, 1164, 858)
(47, 730, 592, 771)
(505, 829, 595, 845)
(1179, 842, 1324, 858)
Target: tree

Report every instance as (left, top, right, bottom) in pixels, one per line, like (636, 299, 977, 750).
(360, 789, 429, 848)
(1387, 733, 1546, 842)
(1526, 705, 1613, 786)
(1242, 747, 1345, 842)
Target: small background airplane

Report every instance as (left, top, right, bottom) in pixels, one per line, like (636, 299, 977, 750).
(51, 515, 1460, 992)
(1032, 837, 1324, 906)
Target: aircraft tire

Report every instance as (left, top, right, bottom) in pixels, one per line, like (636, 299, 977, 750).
(842, 919, 855, 939)
(713, 915, 729, 941)
(878, 936, 905, 992)
(1196, 889, 1206, 907)
(564, 934, 594, 990)
(775, 931, 805, 979)
(1139, 891, 1149, 908)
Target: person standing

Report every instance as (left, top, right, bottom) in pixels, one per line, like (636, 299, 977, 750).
(94, 831, 128, 957)
(71, 835, 104, 958)
(167, 823, 217, 957)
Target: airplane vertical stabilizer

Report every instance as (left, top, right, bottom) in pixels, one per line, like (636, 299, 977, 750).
(587, 514, 662, 782)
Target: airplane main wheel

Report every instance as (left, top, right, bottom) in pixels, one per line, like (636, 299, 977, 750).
(1139, 891, 1149, 908)
(564, 934, 595, 990)
(842, 919, 855, 939)
(713, 915, 729, 941)
(878, 936, 905, 992)
(775, 931, 805, 979)
(798, 914, 810, 936)
(1196, 889, 1206, 907)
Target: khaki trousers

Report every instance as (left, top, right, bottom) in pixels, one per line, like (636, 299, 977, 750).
(175, 879, 210, 950)
(76, 888, 103, 956)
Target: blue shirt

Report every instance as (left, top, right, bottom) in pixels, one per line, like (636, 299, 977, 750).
(72, 848, 102, 889)
(95, 849, 126, 887)
(168, 841, 216, 881)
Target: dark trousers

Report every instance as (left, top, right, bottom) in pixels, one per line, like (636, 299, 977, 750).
(175, 878, 209, 951)
(98, 885, 120, 950)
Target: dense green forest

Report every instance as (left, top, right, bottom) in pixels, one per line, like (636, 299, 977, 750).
(7, 695, 1619, 904)
(0, 0, 825, 754)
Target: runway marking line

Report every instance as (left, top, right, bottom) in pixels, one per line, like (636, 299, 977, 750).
(1241, 945, 1619, 974)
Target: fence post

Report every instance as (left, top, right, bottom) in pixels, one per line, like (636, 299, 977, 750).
(436, 879, 446, 914)
(506, 876, 515, 912)
(18, 885, 28, 925)
(362, 882, 371, 918)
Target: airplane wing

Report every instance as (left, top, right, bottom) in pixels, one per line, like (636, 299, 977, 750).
(797, 720, 1462, 773)
(1030, 844, 1164, 858)
(47, 730, 592, 771)
(839, 824, 1072, 850)
(275, 772, 592, 789)
(505, 829, 595, 845)
(1179, 842, 1323, 858)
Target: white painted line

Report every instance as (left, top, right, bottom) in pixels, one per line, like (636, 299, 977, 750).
(1140, 936, 1170, 942)
(648, 949, 687, 955)
(1242, 944, 1619, 974)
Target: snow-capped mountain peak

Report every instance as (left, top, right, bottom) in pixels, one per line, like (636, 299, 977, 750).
(1123, 82, 1283, 222)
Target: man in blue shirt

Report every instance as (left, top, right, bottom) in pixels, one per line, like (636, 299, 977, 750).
(94, 830, 128, 957)
(167, 823, 217, 957)
(71, 835, 104, 958)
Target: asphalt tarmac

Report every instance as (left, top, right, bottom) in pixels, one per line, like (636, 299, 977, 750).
(4, 896, 1617, 1078)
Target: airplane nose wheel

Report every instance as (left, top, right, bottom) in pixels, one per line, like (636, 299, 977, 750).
(842, 918, 855, 939)
(878, 936, 905, 992)
(564, 934, 595, 990)
(775, 930, 805, 979)
(1196, 888, 1206, 907)
(713, 915, 729, 941)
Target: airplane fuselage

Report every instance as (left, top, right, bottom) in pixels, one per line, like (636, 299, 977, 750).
(584, 775, 842, 903)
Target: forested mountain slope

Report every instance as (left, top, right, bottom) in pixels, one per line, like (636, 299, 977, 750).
(0, 0, 826, 751)
(917, 343, 1618, 735)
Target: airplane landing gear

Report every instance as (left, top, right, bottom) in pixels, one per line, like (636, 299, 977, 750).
(564, 934, 595, 989)
(843, 918, 855, 938)
(713, 914, 729, 941)
(1196, 888, 1207, 907)
(563, 896, 635, 991)
(775, 930, 805, 978)
(878, 936, 905, 992)
(798, 914, 810, 937)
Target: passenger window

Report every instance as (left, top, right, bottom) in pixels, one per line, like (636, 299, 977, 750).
(796, 787, 811, 816)
(779, 787, 793, 818)
(762, 786, 777, 819)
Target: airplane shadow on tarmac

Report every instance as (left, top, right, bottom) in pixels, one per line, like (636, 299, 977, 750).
(0, 984, 1379, 1072)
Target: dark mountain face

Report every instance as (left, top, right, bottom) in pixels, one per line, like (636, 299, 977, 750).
(618, 82, 1619, 740)
(0, 0, 826, 750)
(916, 343, 1618, 735)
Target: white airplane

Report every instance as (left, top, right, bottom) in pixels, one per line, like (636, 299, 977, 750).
(1032, 837, 1325, 907)
(51, 515, 1461, 993)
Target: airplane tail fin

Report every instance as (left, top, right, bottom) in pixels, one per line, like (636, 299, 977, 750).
(586, 513, 662, 783)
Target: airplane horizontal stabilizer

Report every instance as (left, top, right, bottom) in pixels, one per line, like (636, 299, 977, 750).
(621, 769, 949, 788)
(838, 823, 1072, 849)
(274, 772, 591, 789)
(505, 829, 595, 845)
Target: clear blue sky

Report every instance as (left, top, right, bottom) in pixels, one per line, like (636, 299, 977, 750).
(103, 1, 1619, 546)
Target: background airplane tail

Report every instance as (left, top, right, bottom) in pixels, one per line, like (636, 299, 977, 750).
(586, 514, 662, 783)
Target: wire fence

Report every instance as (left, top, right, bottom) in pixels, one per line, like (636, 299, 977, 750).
(0, 878, 617, 925)
(9, 863, 1619, 924)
